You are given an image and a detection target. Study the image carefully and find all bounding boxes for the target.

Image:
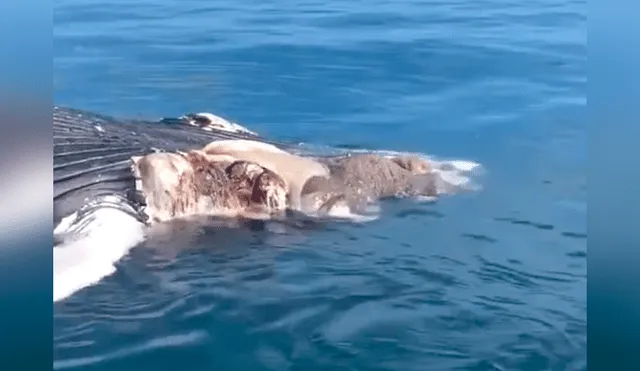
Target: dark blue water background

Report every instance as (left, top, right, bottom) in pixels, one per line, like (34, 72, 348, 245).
(53, 0, 586, 370)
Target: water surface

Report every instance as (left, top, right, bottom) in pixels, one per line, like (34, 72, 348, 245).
(54, 0, 586, 370)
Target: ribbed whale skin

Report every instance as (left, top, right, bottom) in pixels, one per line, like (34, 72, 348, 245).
(53, 106, 295, 302)
(53, 106, 291, 232)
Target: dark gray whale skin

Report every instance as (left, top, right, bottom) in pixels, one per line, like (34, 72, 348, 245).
(53, 106, 293, 229)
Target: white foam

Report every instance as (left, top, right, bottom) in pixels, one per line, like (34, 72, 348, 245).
(53, 205, 146, 302)
(325, 204, 380, 223)
(445, 160, 481, 173)
(414, 195, 438, 203)
(433, 170, 469, 187)
(426, 157, 484, 195)
(300, 201, 381, 223)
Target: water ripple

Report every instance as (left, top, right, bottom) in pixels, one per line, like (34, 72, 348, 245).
(54, 0, 586, 369)
(54, 331, 209, 370)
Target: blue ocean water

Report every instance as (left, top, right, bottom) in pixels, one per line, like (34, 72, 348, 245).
(53, 0, 586, 370)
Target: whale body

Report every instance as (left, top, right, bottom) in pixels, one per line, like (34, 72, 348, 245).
(53, 106, 293, 232)
(53, 106, 480, 302)
(53, 106, 293, 301)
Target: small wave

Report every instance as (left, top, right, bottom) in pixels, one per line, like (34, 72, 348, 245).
(54, 331, 208, 370)
(304, 202, 382, 223)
